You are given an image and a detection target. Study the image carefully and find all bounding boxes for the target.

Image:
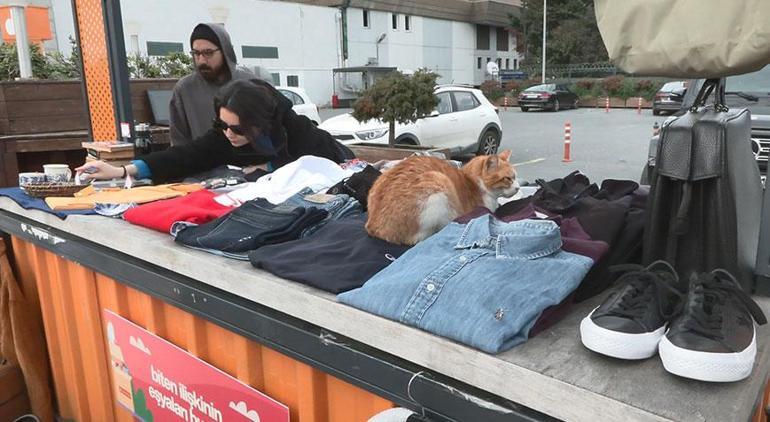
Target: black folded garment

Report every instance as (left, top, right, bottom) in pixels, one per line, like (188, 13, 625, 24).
(326, 165, 381, 211)
(249, 216, 410, 293)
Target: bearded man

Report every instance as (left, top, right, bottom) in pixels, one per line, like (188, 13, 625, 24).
(169, 23, 272, 146)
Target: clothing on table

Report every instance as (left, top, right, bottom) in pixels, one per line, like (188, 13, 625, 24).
(456, 205, 609, 335)
(123, 189, 235, 233)
(249, 216, 411, 293)
(338, 215, 594, 353)
(0, 188, 96, 218)
(147, 79, 354, 183)
(496, 172, 646, 301)
(215, 155, 355, 206)
(325, 164, 381, 211)
(169, 23, 261, 147)
(281, 187, 362, 237)
(43, 184, 203, 211)
(173, 198, 327, 260)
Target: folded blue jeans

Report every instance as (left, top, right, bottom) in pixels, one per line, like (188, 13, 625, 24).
(281, 188, 363, 238)
(172, 198, 327, 260)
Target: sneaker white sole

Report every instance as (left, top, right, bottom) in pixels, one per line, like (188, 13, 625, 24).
(658, 329, 757, 382)
(580, 308, 666, 360)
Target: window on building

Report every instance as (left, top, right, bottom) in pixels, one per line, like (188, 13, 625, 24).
(271, 73, 281, 86)
(505, 58, 510, 69)
(476, 24, 490, 50)
(392, 13, 398, 30)
(405, 15, 411, 31)
(496, 27, 509, 51)
(363, 9, 370, 28)
(242, 46, 279, 59)
(147, 41, 183, 57)
(287, 75, 299, 87)
(487, 57, 491, 63)
(477, 57, 482, 69)
(497, 58, 502, 69)
(514, 59, 518, 69)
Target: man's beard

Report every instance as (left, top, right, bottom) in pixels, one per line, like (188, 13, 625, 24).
(198, 64, 226, 82)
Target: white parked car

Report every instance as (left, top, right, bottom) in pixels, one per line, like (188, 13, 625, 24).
(319, 85, 502, 156)
(277, 86, 322, 125)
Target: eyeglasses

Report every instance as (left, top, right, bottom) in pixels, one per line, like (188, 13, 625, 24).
(213, 118, 245, 136)
(190, 48, 220, 59)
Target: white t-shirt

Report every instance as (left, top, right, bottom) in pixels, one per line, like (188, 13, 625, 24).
(215, 155, 355, 206)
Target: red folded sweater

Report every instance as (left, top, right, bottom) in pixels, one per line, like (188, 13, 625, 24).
(123, 189, 234, 233)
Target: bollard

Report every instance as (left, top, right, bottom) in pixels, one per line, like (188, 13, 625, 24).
(653, 121, 660, 137)
(637, 97, 642, 115)
(605, 97, 610, 113)
(504, 96, 509, 111)
(562, 121, 572, 162)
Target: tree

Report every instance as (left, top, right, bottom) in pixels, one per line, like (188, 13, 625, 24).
(351, 69, 439, 145)
(509, 0, 608, 67)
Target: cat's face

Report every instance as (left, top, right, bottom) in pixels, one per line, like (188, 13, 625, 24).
(463, 150, 519, 198)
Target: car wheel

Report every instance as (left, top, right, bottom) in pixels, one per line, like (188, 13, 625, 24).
(652, 108, 660, 116)
(476, 129, 500, 156)
(521, 107, 529, 112)
(552, 99, 560, 112)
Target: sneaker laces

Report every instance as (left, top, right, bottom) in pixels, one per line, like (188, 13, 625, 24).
(605, 260, 684, 321)
(681, 269, 767, 341)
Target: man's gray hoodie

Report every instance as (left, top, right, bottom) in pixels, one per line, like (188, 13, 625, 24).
(169, 23, 272, 146)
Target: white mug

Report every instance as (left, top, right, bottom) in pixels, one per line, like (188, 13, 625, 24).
(43, 164, 72, 183)
(18, 172, 47, 186)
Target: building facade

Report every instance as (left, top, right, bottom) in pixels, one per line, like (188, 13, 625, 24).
(47, 0, 521, 106)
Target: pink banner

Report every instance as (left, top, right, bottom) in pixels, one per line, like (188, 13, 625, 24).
(103, 309, 289, 422)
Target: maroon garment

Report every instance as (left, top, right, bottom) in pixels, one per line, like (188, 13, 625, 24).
(123, 189, 235, 233)
(454, 205, 609, 336)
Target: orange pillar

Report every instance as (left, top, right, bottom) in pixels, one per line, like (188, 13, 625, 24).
(72, 0, 117, 141)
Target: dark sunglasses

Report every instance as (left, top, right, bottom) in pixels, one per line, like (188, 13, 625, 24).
(213, 118, 246, 136)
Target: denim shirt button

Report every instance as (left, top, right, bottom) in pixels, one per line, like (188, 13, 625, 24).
(426, 283, 436, 292)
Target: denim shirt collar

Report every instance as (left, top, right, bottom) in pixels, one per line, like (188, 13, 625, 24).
(455, 215, 562, 259)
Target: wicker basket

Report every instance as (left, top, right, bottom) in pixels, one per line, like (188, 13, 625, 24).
(21, 182, 86, 198)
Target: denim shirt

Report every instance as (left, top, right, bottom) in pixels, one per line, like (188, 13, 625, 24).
(338, 215, 594, 353)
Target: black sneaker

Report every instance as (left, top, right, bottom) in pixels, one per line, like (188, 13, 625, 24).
(659, 269, 767, 382)
(580, 261, 685, 359)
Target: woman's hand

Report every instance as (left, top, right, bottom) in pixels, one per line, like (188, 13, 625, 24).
(75, 161, 124, 181)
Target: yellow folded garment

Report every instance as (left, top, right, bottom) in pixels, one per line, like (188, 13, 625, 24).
(45, 184, 203, 210)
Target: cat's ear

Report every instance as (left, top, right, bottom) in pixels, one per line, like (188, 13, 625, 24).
(499, 150, 512, 162)
(485, 155, 499, 171)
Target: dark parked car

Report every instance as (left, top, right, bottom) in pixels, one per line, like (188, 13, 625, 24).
(518, 84, 579, 112)
(652, 81, 688, 115)
(642, 65, 770, 183)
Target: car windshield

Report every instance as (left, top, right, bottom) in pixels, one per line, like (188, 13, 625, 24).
(726, 64, 770, 94)
(660, 81, 685, 92)
(525, 84, 555, 92)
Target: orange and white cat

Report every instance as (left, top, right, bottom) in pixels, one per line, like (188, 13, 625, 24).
(366, 150, 519, 245)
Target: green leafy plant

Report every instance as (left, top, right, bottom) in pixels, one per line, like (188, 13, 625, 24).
(352, 69, 439, 145)
(0, 38, 80, 80)
(127, 52, 193, 79)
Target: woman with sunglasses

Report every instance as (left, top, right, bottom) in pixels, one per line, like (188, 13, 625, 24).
(77, 79, 354, 182)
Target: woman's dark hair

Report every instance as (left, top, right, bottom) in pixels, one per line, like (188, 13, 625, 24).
(214, 79, 276, 139)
